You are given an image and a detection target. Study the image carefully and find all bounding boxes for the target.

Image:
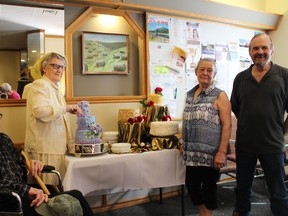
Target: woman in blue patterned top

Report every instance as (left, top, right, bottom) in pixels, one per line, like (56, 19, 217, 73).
(182, 58, 231, 216)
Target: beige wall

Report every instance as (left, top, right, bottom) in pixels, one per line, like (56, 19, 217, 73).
(45, 36, 64, 56)
(211, 0, 288, 14)
(269, 9, 288, 68)
(210, 0, 265, 11)
(1, 106, 26, 143)
(45, 36, 66, 94)
(266, 0, 288, 14)
(0, 51, 20, 90)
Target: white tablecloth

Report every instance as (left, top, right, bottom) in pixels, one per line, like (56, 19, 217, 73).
(63, 149, 185, 196)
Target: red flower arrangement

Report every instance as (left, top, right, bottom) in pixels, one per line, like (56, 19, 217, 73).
(140, 100, 154, 108)
(147, 100, 154, 107)
(140, 87, 163, 108)
(161, 115, 172, 121)
(154, 87, 163, 95)
(127, 115, 147, 124)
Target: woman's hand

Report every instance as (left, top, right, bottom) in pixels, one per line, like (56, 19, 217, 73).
(214, 151, 226, 169)
(66, 105, 82, 116)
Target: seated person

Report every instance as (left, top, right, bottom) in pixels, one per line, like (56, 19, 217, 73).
(0, 86, 7, 99)
(0, 113, 94, 215)
(22, 82, 33, 99)
(0, 82, 21, 99)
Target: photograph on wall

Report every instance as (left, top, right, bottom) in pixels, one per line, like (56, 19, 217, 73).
(82, 32, 129, 75)
(187, 45, 201, 69)
(201, 42, 215, 59)
(228, 41, 239, 61)
(148, 16, 170, 43)
(169, 46, 187, 71)
(186, 22, 200, 45)
(215, 43, 228, 62)
(239, 38, 250, 63)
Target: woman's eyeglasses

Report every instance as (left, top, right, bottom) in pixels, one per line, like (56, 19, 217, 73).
(49, 64, 65, 70)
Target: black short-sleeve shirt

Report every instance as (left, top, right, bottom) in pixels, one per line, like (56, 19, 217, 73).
(230, 63, 288, 154)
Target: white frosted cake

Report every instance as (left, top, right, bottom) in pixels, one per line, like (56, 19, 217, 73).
(102, 131, 118, 143)
(75, 101, 103, 144)
(111, 143, 131, 153)
(147, 93, 164, 105)
(149, 121, 179, 136)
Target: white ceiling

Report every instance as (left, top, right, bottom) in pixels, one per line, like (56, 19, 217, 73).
(0, 4, 64, 50)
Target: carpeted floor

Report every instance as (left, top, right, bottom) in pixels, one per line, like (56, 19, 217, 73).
(95, 178, 273, 216)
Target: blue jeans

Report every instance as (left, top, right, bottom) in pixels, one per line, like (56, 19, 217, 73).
(235, 150, 288, 216)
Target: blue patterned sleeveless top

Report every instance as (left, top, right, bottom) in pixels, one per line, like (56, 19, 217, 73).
(182, 83, 223, 167)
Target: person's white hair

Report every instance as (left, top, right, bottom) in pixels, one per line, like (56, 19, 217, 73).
(0, 83, 12, 92)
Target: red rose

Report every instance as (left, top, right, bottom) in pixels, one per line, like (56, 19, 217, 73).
(128, 118, 134, 124)
(155, 87, 163, 94)
(161, 116, 168, 121)
(136, 116, 144, 123)
(147, 100, 154, 107)
(161, 115, 172, 121)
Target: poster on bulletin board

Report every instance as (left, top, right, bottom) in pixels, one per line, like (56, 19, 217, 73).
(146, 13, 263, 119)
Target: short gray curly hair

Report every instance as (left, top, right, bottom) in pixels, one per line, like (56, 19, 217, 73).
(0, 83, 12, 92)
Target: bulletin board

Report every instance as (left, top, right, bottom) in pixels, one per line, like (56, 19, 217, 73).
(146, 13, 264, 119)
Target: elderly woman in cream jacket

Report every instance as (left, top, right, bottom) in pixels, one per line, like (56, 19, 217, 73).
(25, 52, 82, 185)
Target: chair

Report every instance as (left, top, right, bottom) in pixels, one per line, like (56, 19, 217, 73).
(218, 140, 237, 184)
(0, 151, 63, 215)
(218, 140, 265, 184)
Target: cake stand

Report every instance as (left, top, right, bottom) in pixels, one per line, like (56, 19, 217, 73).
(68, 143, 108, 158)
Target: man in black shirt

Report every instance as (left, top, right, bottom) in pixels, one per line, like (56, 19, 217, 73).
(231, 33, 288, 216)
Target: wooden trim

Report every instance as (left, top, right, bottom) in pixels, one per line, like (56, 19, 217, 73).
(122, 11, 147, 95)
(0, 99, 27, 107)
(123, 11, 145, 40)
(92, 6, 126, 16)
(65, 6, 147, 99)
(0, 96, 146, 107)
(45, 35, 64, 39)
(65, 95, 146, 104)
(65, 7, 94, 98)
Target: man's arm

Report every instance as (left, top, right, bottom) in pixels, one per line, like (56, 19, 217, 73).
(284, 115, 288, 135)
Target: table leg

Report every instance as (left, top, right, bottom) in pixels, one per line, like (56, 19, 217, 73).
(159, 187, 163, 204)
(181, 185, 185, 216)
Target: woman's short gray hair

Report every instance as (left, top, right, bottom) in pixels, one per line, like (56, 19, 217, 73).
(195, 58, 217, 75)
(41, 52, 67, 72)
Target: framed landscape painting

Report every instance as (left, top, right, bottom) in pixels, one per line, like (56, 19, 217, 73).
(82, 32, 129, 75)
